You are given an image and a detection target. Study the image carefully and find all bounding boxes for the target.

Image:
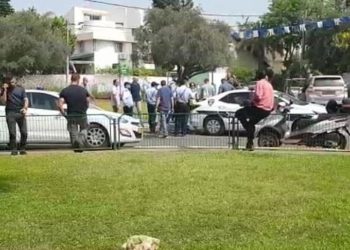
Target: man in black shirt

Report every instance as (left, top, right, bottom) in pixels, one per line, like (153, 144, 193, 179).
(59, 73, 90, 151)
(0, 75, 29, 155)
(130, 77, 142, 121)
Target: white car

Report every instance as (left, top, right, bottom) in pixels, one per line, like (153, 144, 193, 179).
(190, 89, 327, 136)
(303, 75, 348, 105)
(0, 90, 143, 148)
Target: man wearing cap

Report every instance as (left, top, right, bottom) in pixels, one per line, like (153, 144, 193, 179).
(145, 81, 159, 133)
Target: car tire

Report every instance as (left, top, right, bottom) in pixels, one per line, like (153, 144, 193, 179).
(86, 124, 110, 148)
(258, 131, 280, 147)
(204, 116, 225, 136)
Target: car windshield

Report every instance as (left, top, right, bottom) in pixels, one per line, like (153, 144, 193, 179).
(314, 78, 344, 87)
(276, 92, 307, 105)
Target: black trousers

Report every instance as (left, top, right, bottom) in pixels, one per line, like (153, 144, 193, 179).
(67, 115, 88, 148)
(123, 106, 133, 117)
(235, 106, 271, 145)
(147, 103, 157, 133)
(174, 102, 190, 136)
(6, 112, 27, 151)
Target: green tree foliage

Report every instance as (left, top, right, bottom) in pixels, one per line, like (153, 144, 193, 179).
(306, 29, 350, 74)
(239, 0, 348, 77)
(230, 67, 255, 85)
(51, 16, 76, 53)
(0, 0, 14, 17)
(152, 0, 194, 10)
(135, 8, 232, 83)
(0, 10, 71, 75)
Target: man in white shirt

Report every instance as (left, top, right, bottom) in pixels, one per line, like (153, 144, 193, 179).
(122, 82, 134, 116)
(145, 82, 159, 133)
(111, 79, 122, 113)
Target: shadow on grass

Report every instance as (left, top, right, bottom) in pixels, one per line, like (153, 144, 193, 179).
(0, 176, 16, 193)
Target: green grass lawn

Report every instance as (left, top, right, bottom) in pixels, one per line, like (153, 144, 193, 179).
(95, 99, 147, 113)
(1, 151, 350, 249)
(95, 99, 113, 112)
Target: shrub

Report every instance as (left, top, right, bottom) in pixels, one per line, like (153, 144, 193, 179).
(230, 67, 255, 84)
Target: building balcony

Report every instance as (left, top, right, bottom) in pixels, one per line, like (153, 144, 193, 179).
(75, 20, 134, 43)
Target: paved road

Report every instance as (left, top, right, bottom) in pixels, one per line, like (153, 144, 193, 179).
(137, 133, 233, 148)
(137, 133, 350, 151)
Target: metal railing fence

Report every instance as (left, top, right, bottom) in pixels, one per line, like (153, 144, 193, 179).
(1, 112, 349, 152)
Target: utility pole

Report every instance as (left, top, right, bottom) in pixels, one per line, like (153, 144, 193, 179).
(66, 21, 70, 84)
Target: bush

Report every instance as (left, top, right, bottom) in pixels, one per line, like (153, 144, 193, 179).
(272, 73, 285, 92)
(96, 67, 167, 77)
(230, 67, 255, 84)
(133, 68, 167, 77)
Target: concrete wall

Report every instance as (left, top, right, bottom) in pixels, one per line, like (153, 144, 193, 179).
(18, 68, 228, 96)
(18, 75, 169, 95)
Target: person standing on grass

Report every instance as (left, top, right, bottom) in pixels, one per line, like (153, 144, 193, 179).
(59, 73, 90, 152)
(122, 82, 134, 117)
(0, 74, 28, 156)
(174, 80, 192, 137)
(111, 79, 122, 113)
(199, 78, 215, 100)
(145, 82, 159, 133)
(82, 77, 96, 104)
(130, 77, 142, 120)
(156, 80, 173, 138)
(235, 69, 275, 151)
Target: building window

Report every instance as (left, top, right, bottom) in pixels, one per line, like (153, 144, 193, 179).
(84, 14, 102, 21)
(78, 41, 85, 53)
(115, 42, 123, 53)
(131, 28, 136, 36)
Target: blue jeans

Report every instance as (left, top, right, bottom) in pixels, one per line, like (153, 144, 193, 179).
(159, 111, 169, 136)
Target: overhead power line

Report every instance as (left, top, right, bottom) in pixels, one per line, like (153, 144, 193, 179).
(84, 0, 262, 18)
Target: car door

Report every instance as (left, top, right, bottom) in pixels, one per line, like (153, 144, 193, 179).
(219, 92, 251, 112)
(26, 92, 70, 143)
(218, 92, 252, 131)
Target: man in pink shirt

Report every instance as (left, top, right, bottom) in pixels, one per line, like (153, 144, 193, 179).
(236, 69, 275, 150)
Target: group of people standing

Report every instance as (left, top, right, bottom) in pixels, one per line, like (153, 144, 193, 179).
(110, 77, 142, 118)
(0, 69, 274, 154)
(109, 75, 247, 138)
(119, 78, 194, 138)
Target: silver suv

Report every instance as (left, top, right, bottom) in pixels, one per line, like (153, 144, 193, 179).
(303, 75, 348, 105)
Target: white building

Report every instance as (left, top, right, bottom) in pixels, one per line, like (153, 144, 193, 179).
(65, 6, 145, 73)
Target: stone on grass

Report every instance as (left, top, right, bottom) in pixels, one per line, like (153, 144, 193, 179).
(121, 235, 160, 250)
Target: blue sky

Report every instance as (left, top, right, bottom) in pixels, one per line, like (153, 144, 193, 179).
(11, 0, 269, 26)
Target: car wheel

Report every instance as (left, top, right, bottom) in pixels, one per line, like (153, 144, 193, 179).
(204, 116, 224, 136)
(258, 131, 280, 147)
(86, 124, 109, 148)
